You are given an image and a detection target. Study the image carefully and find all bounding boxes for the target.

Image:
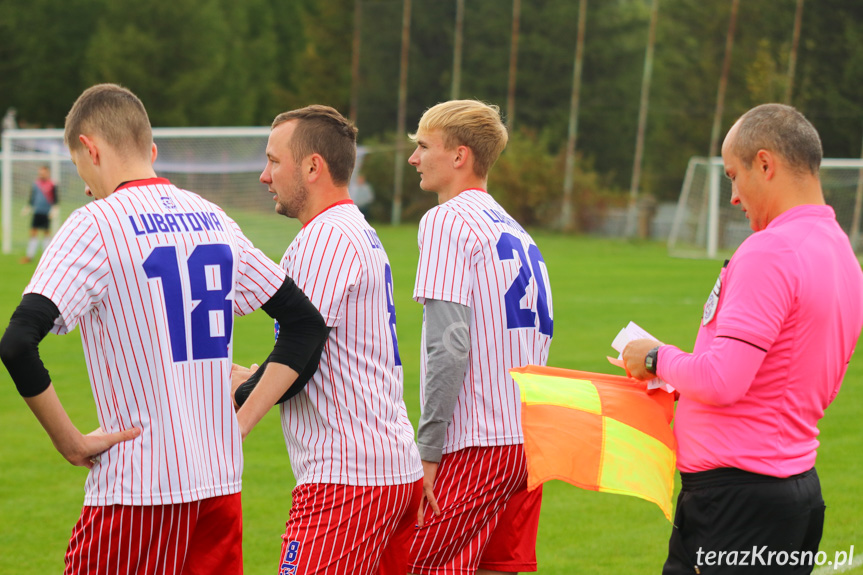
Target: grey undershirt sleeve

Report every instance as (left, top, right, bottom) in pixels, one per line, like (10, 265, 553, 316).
(417, 298, 471, 463)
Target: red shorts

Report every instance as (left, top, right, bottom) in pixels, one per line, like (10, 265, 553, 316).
(64, 493, 242, 575)
(408, 444, 542, 574)
(278, 479, 423, 575)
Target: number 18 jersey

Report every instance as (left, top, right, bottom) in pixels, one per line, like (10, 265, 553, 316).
(25, 178, 287, 506)
(413, 189, 554, 454)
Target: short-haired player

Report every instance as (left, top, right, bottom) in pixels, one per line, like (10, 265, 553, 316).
(406, 100, 554, 575)
(0, 83, 327, 575)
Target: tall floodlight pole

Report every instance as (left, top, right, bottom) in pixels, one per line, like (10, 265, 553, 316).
(452, 0, 465, 100)
(506, 0, 521, 130)
(784, 0, 804, 105)
(392, 0, 412, 226)
(560, 0, 587, 232)
(708, 0, 738, 161)
(350, 0, 363, 123)
(624, 0, 660, 238)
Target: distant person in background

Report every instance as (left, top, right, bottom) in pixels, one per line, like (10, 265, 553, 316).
(623, 103, 863, 575)
(349, 172, 375, 219)
(21, 165, 59, 264)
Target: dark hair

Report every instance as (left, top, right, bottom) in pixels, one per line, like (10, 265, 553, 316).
(272, 105, 357, 186)
(64, 84, 152, 160)
(730, 103, 822, 175)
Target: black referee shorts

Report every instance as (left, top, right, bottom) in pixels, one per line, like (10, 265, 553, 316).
(663, 467, 824, 574)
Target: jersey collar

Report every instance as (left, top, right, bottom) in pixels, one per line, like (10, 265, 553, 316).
(115, 177, 172, 192)
(303, 199, 354, 229)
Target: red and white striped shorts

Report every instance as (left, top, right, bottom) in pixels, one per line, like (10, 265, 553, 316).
(278, 479, 422, 575)
(408, 444, 542, 574)
(64, 493, 242, 575)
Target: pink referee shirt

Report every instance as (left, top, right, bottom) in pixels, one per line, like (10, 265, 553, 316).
(661, 205, 863, 477)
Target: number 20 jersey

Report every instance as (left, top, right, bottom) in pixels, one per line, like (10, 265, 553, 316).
(25, 178, 287, 506)
(413, 189, 554, 454)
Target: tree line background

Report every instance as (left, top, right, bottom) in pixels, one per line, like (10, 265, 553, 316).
(2, 0, 862, 228)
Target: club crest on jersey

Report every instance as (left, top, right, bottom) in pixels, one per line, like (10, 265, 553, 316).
(702, 265, 726, 325)
(279, 540, 301, 575)
(160, 196, 177, 210)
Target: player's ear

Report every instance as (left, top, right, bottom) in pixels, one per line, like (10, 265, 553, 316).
(79, 135, 100, 165)
(306, 153, 325, 184)
(150, 143, 158, 164)
(453, 145, 470, 169)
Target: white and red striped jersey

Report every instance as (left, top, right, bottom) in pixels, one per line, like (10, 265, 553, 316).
(26, 177, 286, 506)
(279, 201, 423, 486)
(413, 189, 553, 454)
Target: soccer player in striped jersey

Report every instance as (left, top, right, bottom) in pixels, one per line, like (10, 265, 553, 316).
(233, 105, 423, 574)
(406, 100, 554, 575)
(0, 84, 328, 575)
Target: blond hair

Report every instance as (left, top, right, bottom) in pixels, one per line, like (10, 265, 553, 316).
(64, 84, 153, 160)
(410, 100, 508, 179)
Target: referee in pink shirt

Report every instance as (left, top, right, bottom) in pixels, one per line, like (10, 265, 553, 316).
(624, 104, 863, 574)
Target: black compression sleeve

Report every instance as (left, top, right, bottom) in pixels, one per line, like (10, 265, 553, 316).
(0, 294, 60, 397)
(233, 330, 328, 408)
(233, 277, 327, 407)
(261, 276, 328, 371)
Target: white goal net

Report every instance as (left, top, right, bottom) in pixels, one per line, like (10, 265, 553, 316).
(667, 156, 863, 259)
(1, 127, 272, 254)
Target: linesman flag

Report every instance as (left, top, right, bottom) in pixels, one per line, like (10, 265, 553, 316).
(511, 365, 676, 521)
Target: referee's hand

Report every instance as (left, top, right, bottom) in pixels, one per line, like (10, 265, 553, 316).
(417, 460, 441, 527)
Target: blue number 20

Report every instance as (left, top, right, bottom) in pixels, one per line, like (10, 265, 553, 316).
(496, 233, 553, 336)
(143, 244, 234, 362)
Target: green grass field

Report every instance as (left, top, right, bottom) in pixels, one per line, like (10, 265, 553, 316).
(0, 219, 860, 574)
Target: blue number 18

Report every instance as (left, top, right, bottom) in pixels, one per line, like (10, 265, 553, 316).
(143, 244, 234, 362)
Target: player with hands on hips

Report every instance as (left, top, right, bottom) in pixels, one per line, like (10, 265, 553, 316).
(406, 100, 554, 575)
(235, 105, 423, 575)
(0, 83, 327, 575)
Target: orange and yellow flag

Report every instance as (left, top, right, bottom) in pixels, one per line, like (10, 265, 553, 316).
(511, 365, 676, 521)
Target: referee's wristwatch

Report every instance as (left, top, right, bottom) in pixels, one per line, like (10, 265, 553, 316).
(644, 346, 660, 375)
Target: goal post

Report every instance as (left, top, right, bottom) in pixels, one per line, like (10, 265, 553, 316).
(1, 127, 272, 254)
(667, 156, 863, 259)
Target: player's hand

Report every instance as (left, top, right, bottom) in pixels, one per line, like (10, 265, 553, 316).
(67, 426, 142, 470)
(49, 205, 59, 219)
(622, 338, 663, 381)
(230, 363, 258, 409)
(20, 205, 32, 217)
(417, 460, 441, 527)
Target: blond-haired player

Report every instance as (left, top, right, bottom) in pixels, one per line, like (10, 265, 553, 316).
(406, 100, 554, 575)
(0, 84, 327, 575)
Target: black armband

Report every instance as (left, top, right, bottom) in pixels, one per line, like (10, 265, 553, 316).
(0, 294, 60, 397)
